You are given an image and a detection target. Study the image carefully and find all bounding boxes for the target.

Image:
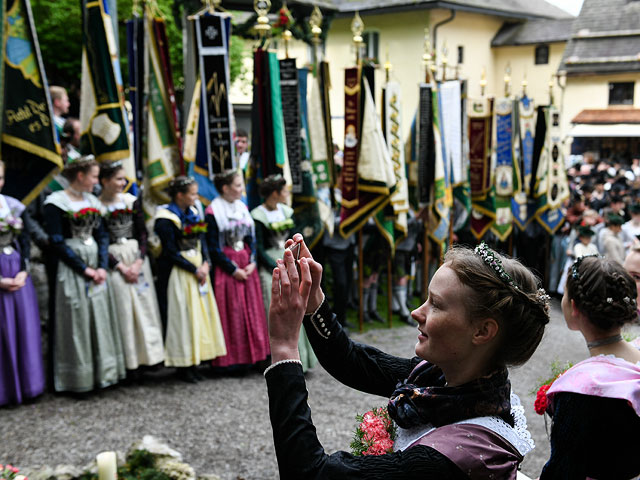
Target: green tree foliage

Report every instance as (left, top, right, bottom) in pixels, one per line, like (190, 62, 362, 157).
(31, 0, 247, 97)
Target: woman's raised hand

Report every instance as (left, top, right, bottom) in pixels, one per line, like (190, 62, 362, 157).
(268, 246, 312, 362)
(284, 233, 324, 314)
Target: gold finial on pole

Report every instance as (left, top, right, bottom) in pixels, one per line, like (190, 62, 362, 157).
(254, 0, 272, 41)
(480, 67, 487, 97)
(422, 28, 433, 82)
(309, 6, 324, 63)
(384, 49, 392, 83)
(522, 72, 528, 96)
(504, 62, 511, 97)
(441, 42, 448, 81)
(351, 11, 364, 65)
(281, 1, 292, 58)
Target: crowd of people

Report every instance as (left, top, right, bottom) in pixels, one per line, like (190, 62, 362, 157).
(1, 86, 639, 478)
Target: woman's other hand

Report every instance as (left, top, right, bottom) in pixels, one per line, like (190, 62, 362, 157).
(0, 276, 19, 291)
(244, 262, 256, 276)
(95, 268, 107, 285)
(232, 268, 248, 281)
(268, 248, 312, 362)
(284, 233, 324, 314)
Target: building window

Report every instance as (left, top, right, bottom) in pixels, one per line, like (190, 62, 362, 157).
(609, 82, 635, 105)
(363, 31, 379, 63)
(457, 46, 464, 64)
(535, 44, 549, 65)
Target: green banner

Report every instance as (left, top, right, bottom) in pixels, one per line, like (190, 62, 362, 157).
(1, 0, 62, 205)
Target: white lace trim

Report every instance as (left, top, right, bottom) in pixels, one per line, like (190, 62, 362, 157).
(393, 390, 535, 456)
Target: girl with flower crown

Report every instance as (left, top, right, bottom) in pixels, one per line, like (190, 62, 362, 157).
(540, 255, 640, 478)
(204, 170, 269, 371)
(98, 161, 164, 377)
(43, 156, 126, 393)
(154, 176, 226, 383)
(265, 236, 549, 478)
(0, 159, 45, 406)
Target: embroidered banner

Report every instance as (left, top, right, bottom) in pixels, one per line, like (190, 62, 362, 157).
(383, 81, 409, 245)
(144, 10, 179, 202)
(452, 80, 471, 233)
(467, 97, 495, 240)
(196, 13, 234, 175)
(268, 52, 289, 177)
(340, 66, 361, 210)
(534, 105, 569, 234)
(126, 15, 144, 173)
(280, 58, 302, 194)
(320, 61, 335, 188)
(1, 0, 62, 205)
(339, 78, 396, 238)
(308, 68, 330, 187)
(417, 84, 434, 205)
(291, 67, 325, 248)
(429, 87, 451, 245)
(511, 97, 535, 231)
(492, 97, 514, 241)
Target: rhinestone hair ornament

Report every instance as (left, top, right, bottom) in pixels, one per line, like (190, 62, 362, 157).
(571, 254, 600, 281)
(474, 242, 551, 313)
(474, 242, 520, 290)
(170, 176, 196, 188)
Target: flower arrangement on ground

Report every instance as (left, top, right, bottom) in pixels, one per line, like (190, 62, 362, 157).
(1, 464, 27, 480)
(350, 406, 397, 456)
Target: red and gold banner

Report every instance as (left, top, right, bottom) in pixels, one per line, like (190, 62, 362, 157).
(340, 66, 361, 210)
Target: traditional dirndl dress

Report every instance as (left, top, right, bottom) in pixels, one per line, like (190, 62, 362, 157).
(206, 198, 269, 367)
(0, 194, 45, 405)
(104, 193, 164, 369)
(154, 207, 226, 367)
(43, 191, 126, 392)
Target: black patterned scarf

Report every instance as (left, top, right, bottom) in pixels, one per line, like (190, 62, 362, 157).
(387, 360, 513, 429)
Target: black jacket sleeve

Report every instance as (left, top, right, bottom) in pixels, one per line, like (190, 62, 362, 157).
(25, 198, 50, 249)
(95, 217, 109, 270)
(205, 214, 236, 275)
(133, 197, 148, 259)
(304, 299, 420, 397)
(43, 203, 88, 275)
(18, 210, 31, 271)
(154, 218, 197, 274)
(266, 362, 467, 480)
(255, 220, 277, 270)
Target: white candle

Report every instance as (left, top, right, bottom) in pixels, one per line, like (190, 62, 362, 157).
(96, 451, 117, 480)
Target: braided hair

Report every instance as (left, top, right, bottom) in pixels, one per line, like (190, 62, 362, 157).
(445, 245, 550, 367)
(566, 256, 637, 330)
(167, 176, 196, 200)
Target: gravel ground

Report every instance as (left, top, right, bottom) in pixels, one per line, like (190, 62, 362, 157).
(2, 299, 638, 479)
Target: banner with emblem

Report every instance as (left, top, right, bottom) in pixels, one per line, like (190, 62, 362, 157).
(1, 0, 62, 205)
(467, 97, 495, 240)
(491, 97, 515, 241)
(80, 0, 136, 191)
(339, 75, 395, 238)
(144, 10, 180, 203)
(126, 14, 144, 173)
(534, 105, 569, 234)
(383, 81, 409, 246)
(416, 84, 435, 206)
(453, 80, 471, 233)
(428, 86, 451, 245)
(196, 13, 234, 176)
(512, 95, 537, 230)
(308, 65, 331, 188)
(292, 66, 326, 248)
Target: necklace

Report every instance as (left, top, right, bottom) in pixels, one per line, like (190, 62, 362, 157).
(587, 334, 623, 349)
(68, 186, 84, 198)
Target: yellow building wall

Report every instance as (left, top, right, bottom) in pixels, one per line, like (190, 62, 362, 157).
(561, 73, 640, 142)
(492, 42, 565, 105)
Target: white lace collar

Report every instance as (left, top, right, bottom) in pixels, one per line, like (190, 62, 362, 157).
(394, 391, 535, 457)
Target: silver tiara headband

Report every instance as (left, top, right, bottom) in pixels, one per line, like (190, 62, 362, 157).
(474, 242, 520, 290)
(474, 242, 551, 312)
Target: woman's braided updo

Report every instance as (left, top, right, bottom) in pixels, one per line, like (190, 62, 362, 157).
(566, 256, 637, 330)
(445, 245, 550, 367)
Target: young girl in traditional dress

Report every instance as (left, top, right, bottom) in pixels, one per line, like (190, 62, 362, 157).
(154, 176, 226, 383)
(251, 174, 316, 372)
(99, 161, 164, 376)
(205, 170, 269, 370)
(43, 156, 126, 393)
(0, 160, 45, 406)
